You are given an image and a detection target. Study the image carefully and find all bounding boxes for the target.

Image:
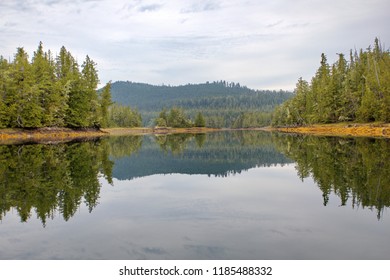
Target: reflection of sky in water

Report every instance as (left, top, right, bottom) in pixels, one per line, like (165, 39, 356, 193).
(2, 164, 389, 259)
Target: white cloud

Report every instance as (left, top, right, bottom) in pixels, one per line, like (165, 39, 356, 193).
(1, 0, 389, 90)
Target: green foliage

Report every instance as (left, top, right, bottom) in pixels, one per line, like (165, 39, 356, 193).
(0, 43, 111, 129)
(194, 112, 206, 127)
(110, 81, 293, 127)
(273, 134, 390, 219)
(156, 107, 193, 128)
(0, 56, 10, 128)
(99, 82, 113, 128)
(0, 140, 114, 225)
(273, 38, 390, 126)
(108, 103, 142, 127)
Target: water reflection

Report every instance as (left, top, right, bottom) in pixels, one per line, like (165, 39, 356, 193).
(1, 131, 390, 260)
(1, 131, 390, 228)
(0, 141, 114, 226)
(0, 132, 292, 226)
(113, 131, 292, 180)
(273, 134, 390, 220)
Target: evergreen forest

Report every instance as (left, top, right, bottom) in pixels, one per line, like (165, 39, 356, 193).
(0, 42, 117, 128)
(272, 38, 390, 126)
(110, 81, 293, 127)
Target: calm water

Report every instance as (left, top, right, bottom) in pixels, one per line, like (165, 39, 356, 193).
(0, 131, 389, 259)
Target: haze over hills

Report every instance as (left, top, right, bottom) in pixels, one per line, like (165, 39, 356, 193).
(109, 80, 293, 127)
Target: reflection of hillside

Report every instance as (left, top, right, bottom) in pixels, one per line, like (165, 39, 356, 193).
(112, 131, 293, 181)
(273, 134, 390, 220)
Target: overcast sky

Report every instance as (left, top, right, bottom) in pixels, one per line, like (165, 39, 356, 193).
(1, 0, 389, 90)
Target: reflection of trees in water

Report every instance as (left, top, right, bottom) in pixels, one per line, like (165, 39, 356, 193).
(0, 140, 115, 226)
(0, 131, 305, 225)
(273, 134, 390, 220)
(107, 135, 143, 159)
(112, 131, 293, 181)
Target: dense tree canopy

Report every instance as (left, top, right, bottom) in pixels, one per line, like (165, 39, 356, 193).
(0, 43, 140, 129)
(110, 80, 293, 127)
(272, 38, 390, 126)
(155, 107, 194, 128)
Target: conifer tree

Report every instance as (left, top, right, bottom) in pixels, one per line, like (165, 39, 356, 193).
(81, 55, 100, 127)
(0, 56, 10, 127)
(9, 48, 43, 128)
(32, 42, 60, 126)
(311, 53, 331, 123)
(56, 47, 90, 128)
(99, 81, 112, 128)
(194, 112, 206, 127)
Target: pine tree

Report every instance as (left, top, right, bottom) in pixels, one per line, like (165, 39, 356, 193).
(194, 112, 206, 127)
(99, 81, 112, 128)
(312, 53, 331, 123)
(9, 48, 43, 128)
(56, 47, 89, 128)
(32, 42, 60, 126)
(0, 56, 10, 127)
(81, 55, 100, 127)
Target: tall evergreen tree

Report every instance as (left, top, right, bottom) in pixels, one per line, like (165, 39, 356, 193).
(194, 112, 206, 127)
(0, 56, 10, 127)
(56, 47, 90, 128)
(81, 55, 100, 127)
(31, 42, 60, 126)
(9, 48, 43, 128)
(99, 81, 112, 128)
(311, 53, 331, 123)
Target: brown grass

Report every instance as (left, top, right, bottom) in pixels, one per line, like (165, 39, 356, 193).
(271, 123, 390, 138)
(0, 127, 107, 144)
(0, 127, 224, 144)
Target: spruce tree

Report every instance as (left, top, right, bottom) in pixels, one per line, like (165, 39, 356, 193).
(194, 112, 206, 127)
(81, 55, 100, 127)
(32, 42, 60, 126)
(99, 81, 112, 128)
(9, 48, 43, 128)
(0, 56, 10, 127)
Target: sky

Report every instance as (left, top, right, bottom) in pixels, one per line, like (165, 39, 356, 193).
(0, 0, 389, 90)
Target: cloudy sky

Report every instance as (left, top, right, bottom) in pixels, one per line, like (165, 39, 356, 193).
(1, 0, 389, 90)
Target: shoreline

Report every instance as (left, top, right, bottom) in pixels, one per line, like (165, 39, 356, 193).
(100, 127, 222, 136)
(0, 127, 221, 145)
(1, 123, 389, 144)
(0, 127, 108, 145)
(268, 123, 390, 138)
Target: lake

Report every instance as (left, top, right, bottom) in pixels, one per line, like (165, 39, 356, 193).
(0, 131, 389, 259)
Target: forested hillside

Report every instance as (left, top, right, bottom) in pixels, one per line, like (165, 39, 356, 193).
(272, 38, 390, 126)
(110, 81, 293, 127)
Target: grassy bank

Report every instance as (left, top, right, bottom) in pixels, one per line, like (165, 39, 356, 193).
(271, 123, 390, 138)
(0, 127, 107, 144)
(4, 123, 386, 145)
(0, 127, 221, 144)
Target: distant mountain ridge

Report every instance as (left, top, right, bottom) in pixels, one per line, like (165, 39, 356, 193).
(109, 80, 293, 127)
(110, 80, 292, 110)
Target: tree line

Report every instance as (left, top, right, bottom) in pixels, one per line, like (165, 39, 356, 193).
(272, 38, 390, 126)
(155, 107, 206, 128)
(0, 42, 142, 129)
(110, 81, 293, 127)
